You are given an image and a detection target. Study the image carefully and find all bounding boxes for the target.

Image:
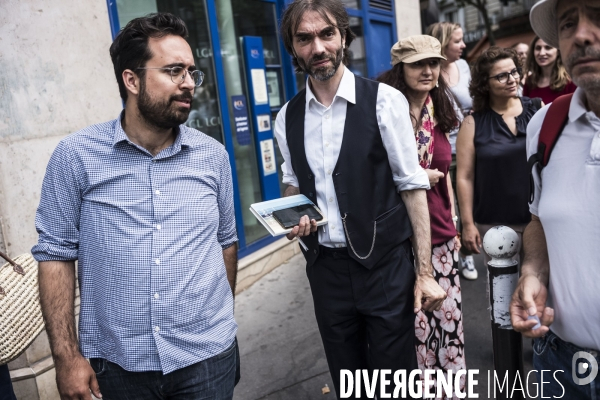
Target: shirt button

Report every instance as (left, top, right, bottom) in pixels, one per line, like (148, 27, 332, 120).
(327, 169, 332, 175)
(325, 142, 329, 147)
(155, 326, 160, 332)
(329, 197, 333, 202)
(155, 189, 161, 195)
(154, 293, 159, 299)
(156, 224, 162, 230)
(325, 114, 330, 119)
(331, 225, 335, 230)
(155, 259, 160, 265)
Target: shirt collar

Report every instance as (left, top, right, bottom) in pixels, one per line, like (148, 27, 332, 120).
(569, 87, 588, 122)
(305, 66, 356, 107)
(112, 112, 130, 147)
(112, 111, 192, 153)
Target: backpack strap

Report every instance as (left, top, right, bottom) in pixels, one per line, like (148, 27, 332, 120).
(527, 93, 573, 203)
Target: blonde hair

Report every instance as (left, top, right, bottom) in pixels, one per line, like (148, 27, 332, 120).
(524, 36, 570, 92)
(426, 22, 462, 55)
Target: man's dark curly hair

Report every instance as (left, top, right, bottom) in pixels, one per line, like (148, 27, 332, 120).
(280, 0, 356, 72)
(109, 13, 188, 102)
(469, 46, 521, 112)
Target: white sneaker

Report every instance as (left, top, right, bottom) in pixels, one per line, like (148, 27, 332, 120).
(460, 255, 478, 280)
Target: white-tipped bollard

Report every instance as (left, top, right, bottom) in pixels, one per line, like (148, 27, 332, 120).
(483, 226, 524, 400)
(483, 226, 520, 328)
(483, 226, 520, 266)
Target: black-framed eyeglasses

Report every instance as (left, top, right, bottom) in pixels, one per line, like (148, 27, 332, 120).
(488, 68, 521, 84)
(135, 66, 204, 87)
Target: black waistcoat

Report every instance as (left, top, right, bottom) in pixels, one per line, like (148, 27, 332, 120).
(285, 75, 413, 269)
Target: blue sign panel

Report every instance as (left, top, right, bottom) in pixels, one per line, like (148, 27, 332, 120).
(242, 36, 280, 201)
(232, 95, 251, 146)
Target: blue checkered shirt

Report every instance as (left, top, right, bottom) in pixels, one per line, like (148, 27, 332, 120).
(32, 115, 238, 374)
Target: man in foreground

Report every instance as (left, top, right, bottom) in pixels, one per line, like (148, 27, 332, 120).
(510, 0, 600, 397)
(274, 0, 446, 397)
(33, 13, 238, 400)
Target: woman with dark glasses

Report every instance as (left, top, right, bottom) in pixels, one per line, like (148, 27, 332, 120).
(456, 47, 543, 267)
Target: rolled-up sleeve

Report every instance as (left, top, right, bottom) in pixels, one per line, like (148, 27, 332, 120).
(377, 83, 430, 192)
(273, 102, 299, 188)
(217, 149, 238, 248)
(32, 141, 82, 261)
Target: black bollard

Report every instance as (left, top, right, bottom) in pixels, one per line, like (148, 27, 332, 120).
(483, 226, 524, 400)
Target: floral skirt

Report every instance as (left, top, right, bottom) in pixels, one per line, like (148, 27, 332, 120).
(415, 237, 466, 399)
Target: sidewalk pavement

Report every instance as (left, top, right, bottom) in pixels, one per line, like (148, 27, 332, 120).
(233, 251, 534, 400)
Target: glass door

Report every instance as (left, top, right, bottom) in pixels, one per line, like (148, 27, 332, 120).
(215, 0, 290, 245)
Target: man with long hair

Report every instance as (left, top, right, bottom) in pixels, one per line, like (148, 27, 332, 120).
(274, 0, 446, 397)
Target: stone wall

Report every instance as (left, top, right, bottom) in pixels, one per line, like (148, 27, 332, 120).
(395, 0, 422, 39)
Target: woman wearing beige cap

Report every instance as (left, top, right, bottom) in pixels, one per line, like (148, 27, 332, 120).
(378, 35, 466, 396)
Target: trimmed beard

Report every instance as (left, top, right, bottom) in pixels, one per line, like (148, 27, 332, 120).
(138, 78, 192, 130)
(297, 45, 344, 82)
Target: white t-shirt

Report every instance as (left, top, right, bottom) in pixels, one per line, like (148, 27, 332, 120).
(448, 59, 472, 154)
(449, 59, 472, 114)
(528, 87, 600, 350)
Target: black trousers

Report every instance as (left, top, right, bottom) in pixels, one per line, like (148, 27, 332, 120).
(307, 241, 418, 399)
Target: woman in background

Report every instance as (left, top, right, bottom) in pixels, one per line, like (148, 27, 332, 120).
(378, 35, 466, 398)
(427, 21, 477, 280)
(427, 22, 471, 115)
(510, 42, 529, 67)
(457, 47, 543, 267)
(523, 36, 576, 104)
(510, 42, 529, 91)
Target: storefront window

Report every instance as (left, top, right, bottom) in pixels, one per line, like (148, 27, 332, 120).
(347, 17, 367, 77)
(115, 0, 223, 143)
(216, 0, 284, 244)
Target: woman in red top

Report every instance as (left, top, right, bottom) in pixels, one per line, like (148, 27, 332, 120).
(378, 35, 464, 397)
(523, 36, 576, 103)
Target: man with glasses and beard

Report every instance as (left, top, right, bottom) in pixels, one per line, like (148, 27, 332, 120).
(274, 0, 446, 397)
(33, 13, 239, 400)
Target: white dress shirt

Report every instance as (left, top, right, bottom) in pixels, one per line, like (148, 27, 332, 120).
(528, 87, 600, 350)
(274, 67, 429, 248)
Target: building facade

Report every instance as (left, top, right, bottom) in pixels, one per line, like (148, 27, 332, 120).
(1, 0, 420, 398)
(433, 0, 540, 61)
